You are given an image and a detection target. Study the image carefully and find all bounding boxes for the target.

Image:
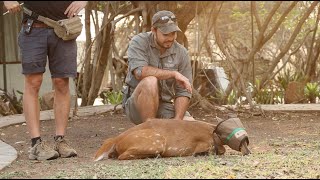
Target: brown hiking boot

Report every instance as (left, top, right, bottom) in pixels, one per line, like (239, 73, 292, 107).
(54, 136, 77, 158)
(29, 140, 59, 161)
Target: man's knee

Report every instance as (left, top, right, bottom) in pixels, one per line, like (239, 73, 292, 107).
(25, 74, 43, 92)
(139, 76, 158, 92)
(53, 78, 69, 93)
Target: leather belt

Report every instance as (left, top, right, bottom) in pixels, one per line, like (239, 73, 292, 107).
(23, 22, 51, 28)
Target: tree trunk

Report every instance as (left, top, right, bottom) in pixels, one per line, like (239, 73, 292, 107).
(80, 2, 93, 106)
(174, 1, 210, 47)
(305, 5, 320, 82)
(0, 2, 6, 92)
(87, 22, 113, 105)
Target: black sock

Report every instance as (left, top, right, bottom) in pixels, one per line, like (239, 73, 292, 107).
(54, 135, 64, 141)
(31, 137, 42, 147)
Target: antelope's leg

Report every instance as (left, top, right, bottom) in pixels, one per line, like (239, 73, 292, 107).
(193, 142, 212, 156)
(118, 149, 160, 160)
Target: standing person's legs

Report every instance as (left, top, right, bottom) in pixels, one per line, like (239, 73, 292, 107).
(24, 73, 60, 160)
(19, 27, 59, 160)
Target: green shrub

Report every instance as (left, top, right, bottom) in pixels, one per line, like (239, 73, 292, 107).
(101, 91, 123, 105)
(304, 82, 320, 103)
(276, 69, 305, 90)
(251, 79, 284, 104)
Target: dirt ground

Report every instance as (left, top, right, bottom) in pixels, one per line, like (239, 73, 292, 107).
(0, 105, 319, 178)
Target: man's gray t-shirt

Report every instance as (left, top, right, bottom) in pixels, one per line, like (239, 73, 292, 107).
(125, 31, 193, 103)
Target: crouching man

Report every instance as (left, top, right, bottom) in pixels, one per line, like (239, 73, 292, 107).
(122, 10, 194, 124)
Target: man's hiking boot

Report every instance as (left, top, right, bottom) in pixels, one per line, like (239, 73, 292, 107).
(54, 136, 77, 158)
(29, 141, 59, 160)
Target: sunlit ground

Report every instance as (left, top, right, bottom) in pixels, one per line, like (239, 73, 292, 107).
(77, 98, 105, 106)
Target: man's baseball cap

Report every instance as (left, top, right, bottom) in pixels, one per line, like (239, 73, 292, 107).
(152, 10, 181, 34)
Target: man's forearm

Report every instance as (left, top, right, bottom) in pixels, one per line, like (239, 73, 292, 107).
(135, 66, 176, 80)
(174, 96, 190, 120)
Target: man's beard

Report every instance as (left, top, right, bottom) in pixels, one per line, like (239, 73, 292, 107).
(155, 34, 173, 49)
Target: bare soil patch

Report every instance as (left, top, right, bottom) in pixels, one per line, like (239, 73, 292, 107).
(0, 105, 319, 178)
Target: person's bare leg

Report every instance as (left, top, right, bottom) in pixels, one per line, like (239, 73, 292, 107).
(52, 77, 77, 158)
(52, 78, 70, 136)
(23, 73, 43, 138)
(133, 76, 159, 122)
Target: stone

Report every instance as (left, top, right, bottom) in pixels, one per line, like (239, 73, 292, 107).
(284, 81, 306, 104)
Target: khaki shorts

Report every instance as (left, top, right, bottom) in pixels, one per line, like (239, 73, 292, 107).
(124, 95, 192, 125)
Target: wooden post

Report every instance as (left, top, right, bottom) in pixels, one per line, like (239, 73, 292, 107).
(0, 1, 8, 92)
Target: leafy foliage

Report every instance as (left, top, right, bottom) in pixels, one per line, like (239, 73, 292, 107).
(304, 82, 320, 103)
(226, 89, 237, 105)
(211, 88, 237, 105)
(0, 89, 23, 115)
(100, 90, 123, 105)
(250, 79, 284, 104)
(276, 69, 306, 90)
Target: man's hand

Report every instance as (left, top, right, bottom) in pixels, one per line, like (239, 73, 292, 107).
(135, 66, 192, 93)
(4, 1, 21, 14)
(64, 1, 88, 18)
(174, 72, 192, 93)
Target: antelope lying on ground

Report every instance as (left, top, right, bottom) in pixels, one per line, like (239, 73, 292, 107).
(94, 116, 250, 161)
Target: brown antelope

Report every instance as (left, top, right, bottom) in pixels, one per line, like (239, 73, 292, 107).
(94, 117, 250, 161)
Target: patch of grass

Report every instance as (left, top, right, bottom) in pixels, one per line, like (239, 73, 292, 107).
(0, 171, 29, 179)
(165, 147, 320, 179)
(2, 140, 319, 179)
(39, 141, 320, 179)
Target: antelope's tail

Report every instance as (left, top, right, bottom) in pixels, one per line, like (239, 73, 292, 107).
(94, 138, 116, 161)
